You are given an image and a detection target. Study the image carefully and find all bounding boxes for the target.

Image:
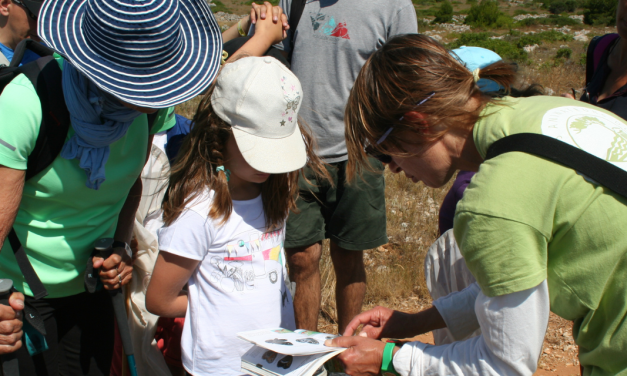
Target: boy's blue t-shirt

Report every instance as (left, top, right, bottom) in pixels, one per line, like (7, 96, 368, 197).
(0, 42, 41, 66)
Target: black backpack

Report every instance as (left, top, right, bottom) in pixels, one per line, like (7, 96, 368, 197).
(0, 39, 71, 299)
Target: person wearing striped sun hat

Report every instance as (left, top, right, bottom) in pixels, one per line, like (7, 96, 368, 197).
(0, 0, 226, 374)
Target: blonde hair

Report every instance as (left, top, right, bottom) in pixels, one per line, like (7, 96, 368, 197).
(345, 34, 517, 180)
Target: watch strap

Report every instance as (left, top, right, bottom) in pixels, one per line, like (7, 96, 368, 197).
(112, 241, 132, 259)
(381, 341, 400, 376)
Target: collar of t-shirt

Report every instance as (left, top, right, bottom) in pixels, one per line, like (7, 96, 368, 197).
(0, 42, 41, 66)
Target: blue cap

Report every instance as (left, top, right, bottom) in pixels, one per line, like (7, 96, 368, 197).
(451, 46, 503, 93)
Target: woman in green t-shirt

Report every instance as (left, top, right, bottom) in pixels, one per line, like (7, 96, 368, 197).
(325, 34, 627, 376)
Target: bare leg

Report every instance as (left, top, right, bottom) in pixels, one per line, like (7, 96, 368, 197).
(286, 242, 322, 331)
(330, 241, 366, 334)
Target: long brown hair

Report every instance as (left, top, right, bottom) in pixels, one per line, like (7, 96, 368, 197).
(345, 34, 518, 180)
(163, 85, 328, 230)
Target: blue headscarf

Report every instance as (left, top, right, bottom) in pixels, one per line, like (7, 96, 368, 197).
(61, 61, 141, 190)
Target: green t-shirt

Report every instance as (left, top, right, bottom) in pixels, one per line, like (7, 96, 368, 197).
(0, 56, 176, 298)
(454, 96, 627, 375)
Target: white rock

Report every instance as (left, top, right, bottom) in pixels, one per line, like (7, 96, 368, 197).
(523, 44, 539, 53)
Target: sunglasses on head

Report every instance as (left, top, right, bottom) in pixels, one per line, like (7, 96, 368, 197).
(12, 0, 37, 21)
(364, 92, 435, 164)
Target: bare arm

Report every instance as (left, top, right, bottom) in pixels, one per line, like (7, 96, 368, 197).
(93, 134, 154, 289)
(344, 305, 446, 339)
(145, 251, 199, 318)
(0, 165, 25, 250)
(222, 15, 251, 43)
(227, 2, 289, 62)
(0, 165, 25, 355)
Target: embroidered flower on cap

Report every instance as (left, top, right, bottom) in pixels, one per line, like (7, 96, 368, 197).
(280, 76, 300, 126)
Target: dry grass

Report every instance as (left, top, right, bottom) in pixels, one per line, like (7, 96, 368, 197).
(317, 171, 452, 333)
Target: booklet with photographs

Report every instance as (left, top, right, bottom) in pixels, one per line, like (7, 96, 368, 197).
(238, 328, 346, 376)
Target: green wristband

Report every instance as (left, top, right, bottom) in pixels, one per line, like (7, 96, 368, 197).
(381, 342, 400, 376)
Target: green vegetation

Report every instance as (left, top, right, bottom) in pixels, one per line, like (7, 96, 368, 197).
(583, 0, 616, 25)
(448, 32, 528, 61)
(244, 0, 279, 5)
(514, 9, 538, 15)
(556, 47, 573, 58)
(212, 0, 231, 13)
(464, 0, 513, 28)
(514, 14, 581, 26)
(537, 0, 581, 14)
(447, 30, 573, 62)
(433, 1, 454, 23)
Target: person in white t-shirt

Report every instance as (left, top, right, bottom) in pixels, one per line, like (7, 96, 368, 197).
(145, 56, 329, 376)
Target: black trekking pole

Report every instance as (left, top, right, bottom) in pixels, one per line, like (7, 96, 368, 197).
(0, 279, 19, 376)
(94, 239, 138, 376)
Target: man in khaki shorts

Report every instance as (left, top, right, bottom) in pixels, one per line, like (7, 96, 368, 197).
(275, 0, 417, 332)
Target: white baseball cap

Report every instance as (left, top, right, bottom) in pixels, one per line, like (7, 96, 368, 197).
(211, 56, 307, 174)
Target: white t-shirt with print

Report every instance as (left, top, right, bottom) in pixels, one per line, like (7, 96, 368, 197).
(158, 190, 296, 376)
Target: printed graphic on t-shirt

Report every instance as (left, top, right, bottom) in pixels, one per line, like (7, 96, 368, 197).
(541, 106, 627, 170)
(309, 11, 350, 40)
(209, 227, 285, 294)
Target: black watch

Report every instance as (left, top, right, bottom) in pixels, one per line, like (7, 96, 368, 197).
(112, 241, 133, 259)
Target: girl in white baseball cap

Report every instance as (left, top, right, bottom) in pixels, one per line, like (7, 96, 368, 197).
(145, 56, 328, 376)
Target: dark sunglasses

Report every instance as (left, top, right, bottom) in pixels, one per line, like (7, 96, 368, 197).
(13, 0, 37, 21)
(364, 92, 435, 164)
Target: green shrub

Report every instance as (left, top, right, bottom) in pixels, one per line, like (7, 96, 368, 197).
(514, 14, 580, 26)
(465, 0, 514, 28)
(583, 0, 616, 25)
(544, 0, 579, 13)
(513, 9, 538, 15)
(245, 0, 279, 5)
(433, 1, 455, 23)
(535, 30, 574, 41)
(448, 32, 528, 61)
(556, 47, 573, 58)
(417, 6, 441, 17)
(518, 34, 542, 48)
(212, 0, 231, 13)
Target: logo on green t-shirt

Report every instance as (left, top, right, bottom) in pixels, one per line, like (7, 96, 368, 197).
(542, 106, 627, 168)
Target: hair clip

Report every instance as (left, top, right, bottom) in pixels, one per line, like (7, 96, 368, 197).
(216, 166, 231, 182)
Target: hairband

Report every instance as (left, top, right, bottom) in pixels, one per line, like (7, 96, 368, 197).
(216, 166, 231, 182)
(472, 68, 481, 83)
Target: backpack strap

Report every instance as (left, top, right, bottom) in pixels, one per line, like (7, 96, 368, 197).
(288, 0, 306, 62)
(586, 34, 620, 85)
(485, 133, 627, 201)
(0, 52, 9, 68)
(7, 229, 48, 299)
(4, 52, 70, 300)
(23, 56, 71, 180)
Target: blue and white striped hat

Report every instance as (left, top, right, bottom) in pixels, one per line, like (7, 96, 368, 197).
(38, 0, 222, 108)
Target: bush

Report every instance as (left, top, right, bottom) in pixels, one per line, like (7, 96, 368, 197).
(514, 9, 538, 15)
(535, 30, 574, 41)
(465, 0, 513, 28)
(433, 1, 454, 23)
(544, 0, 579, 13)
(448, 32, 528, 61)
(417, 6, 441, 17)
(556, 47, 573, 58)
(212, 0, 231, 12)
(514, 14, 581, 26)
(583, 0, 616, 25)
